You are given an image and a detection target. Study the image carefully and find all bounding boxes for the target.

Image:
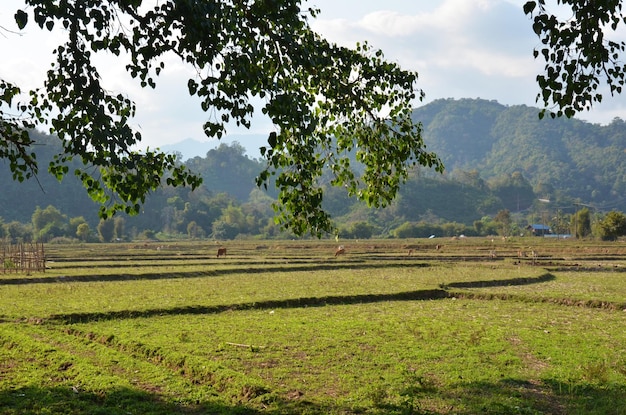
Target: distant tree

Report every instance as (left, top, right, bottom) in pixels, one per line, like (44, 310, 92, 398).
(75, 223, 92, 242)
(114, 217, 126, 241)
(473, 220, 485, 235)
(242, 189, 275, 230)
(595, 210, 626, 241)
(193, 143, 267, 202)
(473, 216, 500, 236)
(4, 221, 32, 243)
(97, 219, 115, 243)
(392, 222, 440, 239)
(494, 209, 512, 237)
(211, 220, 239, 241)
(340, 221, 375, 239)
(571, 208, 591, 238)
(552, 206, 570, 231)
(186, 221, 204, 239)
(261, 219, 284, 239)
(182, 192, 237, 236)
(397, 175, 491, 224)
(31, 205, 67, 241)
(141, 229, 156, 240)
(69, 216, 87, 237)
(214, 204, 252, 237)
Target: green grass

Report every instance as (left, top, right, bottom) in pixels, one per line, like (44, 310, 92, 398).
(1, 238, 625, 414)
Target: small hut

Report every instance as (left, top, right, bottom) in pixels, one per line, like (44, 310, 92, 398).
(526, 224, 551, 237)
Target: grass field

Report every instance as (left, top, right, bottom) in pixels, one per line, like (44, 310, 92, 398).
(1, 237, 625, 414)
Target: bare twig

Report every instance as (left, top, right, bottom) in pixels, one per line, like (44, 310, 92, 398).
(225, 342, 266, 349)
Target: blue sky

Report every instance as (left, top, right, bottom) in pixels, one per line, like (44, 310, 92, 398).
(2, 0, 625, 153)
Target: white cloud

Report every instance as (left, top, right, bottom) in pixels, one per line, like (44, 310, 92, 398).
(313, 0, 537, 76)
(308, 1, 557, 112)
(2, 0, 625, 154)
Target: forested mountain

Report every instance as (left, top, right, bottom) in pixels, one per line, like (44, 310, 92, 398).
(414, 98, 626, 211)
(184, 142, 270, 201)
(0, 131, 100, 223)
(2, 98, 625, 240)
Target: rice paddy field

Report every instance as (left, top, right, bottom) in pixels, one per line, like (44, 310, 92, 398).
(1, 237, 625, 414)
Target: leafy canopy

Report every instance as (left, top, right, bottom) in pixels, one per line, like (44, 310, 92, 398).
(1, 0, 443, 237)
(524, 0, 626, 118)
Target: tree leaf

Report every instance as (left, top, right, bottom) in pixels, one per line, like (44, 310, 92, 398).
(523, 1, 537, 15)
(14, 9, 28, 29)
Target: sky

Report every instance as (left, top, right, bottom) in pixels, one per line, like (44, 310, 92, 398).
(2, 0, 626, 154)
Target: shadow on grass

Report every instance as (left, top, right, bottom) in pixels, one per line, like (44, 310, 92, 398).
(0, 262, 430, 286)
(441, 272, 555, 289)
(46, 274, 556, 324)
(431, 378, 626, 415)
(0, 385, 259, 415)
(48, 289, 452, 324)
(2, 378, 624, 415)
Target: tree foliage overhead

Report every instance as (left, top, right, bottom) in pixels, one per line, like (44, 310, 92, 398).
(1, 0, 443, 237)
(524, 0, 626, 118)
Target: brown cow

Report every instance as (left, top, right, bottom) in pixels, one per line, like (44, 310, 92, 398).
(334, 246, 345, 257)
(217, 247, 227, 257)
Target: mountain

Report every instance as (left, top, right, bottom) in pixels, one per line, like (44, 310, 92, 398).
(413, 98, 626, 211)
(0, 131, 101, 225)
(160, 134, 268, 161)
(3, 99, 626, 232)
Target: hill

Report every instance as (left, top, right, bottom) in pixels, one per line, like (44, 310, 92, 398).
(413, 98, 626, 211)
(160, 134, 267, 161)
(2, 99, 626, 235)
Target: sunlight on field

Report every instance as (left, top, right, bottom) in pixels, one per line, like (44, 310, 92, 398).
(1, 238, 625, 414)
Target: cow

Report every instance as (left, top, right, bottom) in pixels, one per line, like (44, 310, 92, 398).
(334, 246, 345, 257)
(217, 247, 227, 257)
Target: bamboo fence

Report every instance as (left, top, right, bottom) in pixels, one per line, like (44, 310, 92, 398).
(1, 242, 46, 273)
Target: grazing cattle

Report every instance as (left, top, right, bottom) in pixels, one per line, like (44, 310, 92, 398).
(335, 246, 345, 257)
(217, 247, 227, 257)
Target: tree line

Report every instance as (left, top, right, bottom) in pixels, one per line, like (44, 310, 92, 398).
(3, 199, 626, 243)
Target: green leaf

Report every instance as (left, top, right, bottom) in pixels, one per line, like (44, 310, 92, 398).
(267, 132, 277, 148)
(14, 9, 28, 29)
(523, 2, 537, 15)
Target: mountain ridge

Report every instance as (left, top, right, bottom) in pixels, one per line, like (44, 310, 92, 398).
(2, 98, 625, 229)
(160, 133, 268, 161)
(414, 98, 626, 210)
